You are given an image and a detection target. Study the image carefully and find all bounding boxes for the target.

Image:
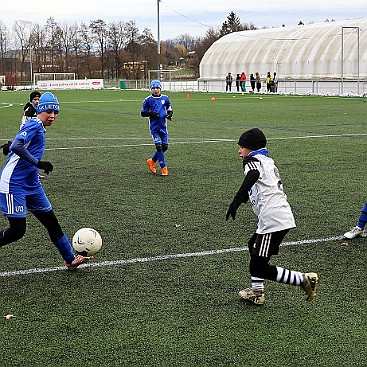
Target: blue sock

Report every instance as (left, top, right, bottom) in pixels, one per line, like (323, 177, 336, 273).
(357, 202, 367, 230)
(157, 151, 166, 168)
(53, 234, 74, 263)
(152, 152, 158, 162)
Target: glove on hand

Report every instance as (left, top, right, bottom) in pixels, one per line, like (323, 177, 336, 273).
(36, 160, 53, 174)
(167, 111, 173, 121)
(226, 197, 242, 221)
(149, 112, 160, 120)
(1, 141, 12, 156)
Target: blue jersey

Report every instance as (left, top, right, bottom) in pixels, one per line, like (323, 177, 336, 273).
(141, 94, 172, 134)
(0, 118, 45, 194)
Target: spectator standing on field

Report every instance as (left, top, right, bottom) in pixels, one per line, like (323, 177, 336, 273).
(226, 127, 319, 305)
(141, 80, 173, 176)
(266, 72, 273, 93)
(236, 74, 241, 92)
(250, 74, 256, 93)
(225, 72, 233, 92)
(255, 72, 261, 92)
(240, 72, 247, 92)
(344, 201, 367, 239)
(0, 92, 92, 270)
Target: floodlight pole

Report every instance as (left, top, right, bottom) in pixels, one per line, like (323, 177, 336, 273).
(29, 42, 33, 89)
(157, 0, 162, 78)
(341, 26, 360, 95)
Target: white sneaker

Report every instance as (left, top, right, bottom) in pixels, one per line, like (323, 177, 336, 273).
(343, 226, 364, 239)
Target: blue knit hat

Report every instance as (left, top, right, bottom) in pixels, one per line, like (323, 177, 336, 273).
(36, 92, 60, 114)
(150, 80, 161, 89)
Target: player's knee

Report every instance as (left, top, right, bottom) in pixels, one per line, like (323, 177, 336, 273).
(162, 144, 168, 152)
(155, 144, 163, 152)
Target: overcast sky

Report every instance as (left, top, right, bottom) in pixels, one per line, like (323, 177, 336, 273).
(2, 0, 366, 40)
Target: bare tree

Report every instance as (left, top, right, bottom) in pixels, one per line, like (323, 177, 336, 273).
(13, 20, 33, 79)
(107, 21, 126, 79)
(90, 19, 108, 78)
(79, 22, 94, 78)
(69, 23, 82, 77)
(124, 20, 140, 78)
(0, 21, 9, 75)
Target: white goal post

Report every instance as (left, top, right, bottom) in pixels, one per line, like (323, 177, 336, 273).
(33, 72, 76, 87)
(148, 69, 198, 92)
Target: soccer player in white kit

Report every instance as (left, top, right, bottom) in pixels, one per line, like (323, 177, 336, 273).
(0, 92, 92, 270)
(226, 128, 319, 305)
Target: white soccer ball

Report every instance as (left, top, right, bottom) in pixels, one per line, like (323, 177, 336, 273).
(72, 228, 102, 256)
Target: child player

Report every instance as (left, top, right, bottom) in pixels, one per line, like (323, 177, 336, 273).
(141, 80, 173, 176)
(226, 127, 319, 305)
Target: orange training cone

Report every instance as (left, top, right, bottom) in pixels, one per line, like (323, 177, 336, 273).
(186, 93, 190, 99)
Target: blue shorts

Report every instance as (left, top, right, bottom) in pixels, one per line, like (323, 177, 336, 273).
(151, 130, 168, 145)
(0, 186, 52, 218)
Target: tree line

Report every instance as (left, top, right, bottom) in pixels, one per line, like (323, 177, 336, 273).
(0, 11, 257, 85)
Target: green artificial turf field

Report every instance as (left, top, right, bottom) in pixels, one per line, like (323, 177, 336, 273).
(0, 90, 366, 366)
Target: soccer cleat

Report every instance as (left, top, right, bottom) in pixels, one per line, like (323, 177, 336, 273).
(343, 226, 364, 239)
(146, 158, 156, 174)
(64, 255, 93, 270)
(239, 288, 265, 305)
(161, 166, 168, 176)
(301, 273, 319, 301)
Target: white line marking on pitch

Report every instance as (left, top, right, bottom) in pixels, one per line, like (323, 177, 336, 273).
(0, 236, 343, 277)
(43, 134, 367, 151)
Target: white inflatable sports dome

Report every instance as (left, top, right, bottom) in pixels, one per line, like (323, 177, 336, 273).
(199, 19, 367, 81)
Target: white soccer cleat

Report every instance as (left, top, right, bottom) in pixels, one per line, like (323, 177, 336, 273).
(343, 226, 364, 239)
(239, 288, 265, 305)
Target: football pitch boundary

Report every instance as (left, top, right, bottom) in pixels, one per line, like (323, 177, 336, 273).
(0, 235, 343, 277)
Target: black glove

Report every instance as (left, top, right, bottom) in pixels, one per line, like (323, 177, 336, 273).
(149, 112, 160, 120)
(36, 160, 53, 175)
(1, 141, 12, 156)
(167, 111, 173, 121)
(226, 197, 242, 221)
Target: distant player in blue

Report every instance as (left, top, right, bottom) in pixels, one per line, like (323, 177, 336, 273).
(344, 201, 367, 239)
(141, 80, 173, 176)
(0, 92, 92, 270)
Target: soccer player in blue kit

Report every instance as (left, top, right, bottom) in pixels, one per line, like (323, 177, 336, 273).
(0, 92, 92, 270)
(141, 80, 173, 176)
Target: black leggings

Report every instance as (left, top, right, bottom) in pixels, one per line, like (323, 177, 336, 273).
(0, 210, 63, 247)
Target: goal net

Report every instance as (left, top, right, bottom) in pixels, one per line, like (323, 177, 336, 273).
(34, 72, 75, 87)
(148, 69, 198, 92)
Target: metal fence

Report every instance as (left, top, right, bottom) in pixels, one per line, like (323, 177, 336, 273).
(114, 78, 367, 96)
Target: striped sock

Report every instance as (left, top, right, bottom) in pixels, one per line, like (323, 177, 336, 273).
(276, 267, 303, 286)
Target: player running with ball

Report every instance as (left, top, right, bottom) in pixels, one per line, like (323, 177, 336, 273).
(0, 92, 92, 270)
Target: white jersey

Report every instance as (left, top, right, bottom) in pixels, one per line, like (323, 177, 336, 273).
(244, 154, 296, 234)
